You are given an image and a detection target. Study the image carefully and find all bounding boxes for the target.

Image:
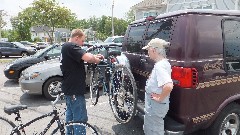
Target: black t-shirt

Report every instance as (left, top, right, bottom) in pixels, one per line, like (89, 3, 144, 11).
(60, 42, 86, 95)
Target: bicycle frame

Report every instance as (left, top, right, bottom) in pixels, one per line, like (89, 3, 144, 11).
(10, 95, 65, 135)
(87, 44, 122, 103)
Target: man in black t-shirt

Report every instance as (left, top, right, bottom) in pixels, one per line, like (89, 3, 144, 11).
(60, 29, 103, 135)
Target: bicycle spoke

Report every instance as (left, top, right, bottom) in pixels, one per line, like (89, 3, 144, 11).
(90, 68, 100, 105)
(65, 121, 98, 135)
(109, 65, 137, 123)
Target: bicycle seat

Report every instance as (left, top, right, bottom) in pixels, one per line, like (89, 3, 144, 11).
(109, 50, 121, 56)
(4, 105, 27, 115)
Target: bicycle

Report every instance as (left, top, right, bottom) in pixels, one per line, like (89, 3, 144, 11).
(0, 92, 98, 135)
(86, 44, 138, 123)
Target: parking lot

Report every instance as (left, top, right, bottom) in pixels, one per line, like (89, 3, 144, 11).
(0, 57, 144, 135)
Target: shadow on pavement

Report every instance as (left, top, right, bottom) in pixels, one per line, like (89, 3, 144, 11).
(19, 93, 65, 108)
(112, 116, 144, 135)
(4, 79, 19, 87)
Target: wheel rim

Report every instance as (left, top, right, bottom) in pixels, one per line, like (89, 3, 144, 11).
(90, 77, 99, 104)
(110, 67, 136, 123)
(22, 53, 27, 57)
(48, 81, 62, 98)
(220, 113, 240, 135)
(90, 69, 100, 105)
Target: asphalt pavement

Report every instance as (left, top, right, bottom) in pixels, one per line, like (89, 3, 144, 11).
(0, 60, 144, 135)
(0, 57, 203, 135)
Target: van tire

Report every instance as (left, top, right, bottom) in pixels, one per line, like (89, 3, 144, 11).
(208, 103, 240, 135)
(43, 77, 62, 100)
(0, 52, 2, 58)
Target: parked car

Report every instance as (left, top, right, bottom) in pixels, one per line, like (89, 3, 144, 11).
(4, 44, 61, 79)
(104, 36, 124, 44)
(20, 41, 35, 48)
(20, 58, 65, 100)
(114, 9, 240, 134)
(19, 43, 122, 100)
(0, 42, 36, 58)
(35, 42, 49, 50)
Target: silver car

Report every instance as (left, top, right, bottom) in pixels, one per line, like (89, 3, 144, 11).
(20, 43, 122, 100)
(19, 58, 91, 100)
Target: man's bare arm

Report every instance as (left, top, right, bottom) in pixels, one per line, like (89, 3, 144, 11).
(82, 53, 103, 64)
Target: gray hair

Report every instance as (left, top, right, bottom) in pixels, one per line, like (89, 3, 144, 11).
(154, 47, 167, 57)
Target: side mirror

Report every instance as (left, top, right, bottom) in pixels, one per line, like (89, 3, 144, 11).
(44, 55, 50, 60)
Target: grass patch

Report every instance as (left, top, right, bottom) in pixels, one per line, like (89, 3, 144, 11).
(0, 59, 14, 63)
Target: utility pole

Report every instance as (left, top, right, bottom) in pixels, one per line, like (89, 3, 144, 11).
(111, 0, 114, 37)
(235, 0, 239, 10)
(0, 10, 3, 40)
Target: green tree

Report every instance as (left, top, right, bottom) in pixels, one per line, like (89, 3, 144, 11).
(10, 15, 32, 41)
(34, 37, 42, 42)
(0, 10, 7, 39)
(125, 9, 135, 23)
(31, 0, 76, 43)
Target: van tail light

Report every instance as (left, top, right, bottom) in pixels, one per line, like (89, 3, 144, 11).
(171, 66, 198, 88)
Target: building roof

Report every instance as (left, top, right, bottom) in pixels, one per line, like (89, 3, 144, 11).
(30, 26, 70, 33)
(31, 26, 51, 33)
(131, 0, 166, 10)
(55, 28, 71, 33)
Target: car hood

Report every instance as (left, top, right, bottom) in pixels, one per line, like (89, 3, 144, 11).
(10, 56, 39, 65)
(25, 59, 61, 73)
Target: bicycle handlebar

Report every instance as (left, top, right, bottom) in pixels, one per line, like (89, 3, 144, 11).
(51, 92, 64, 106)
(86, 43, 122, 53)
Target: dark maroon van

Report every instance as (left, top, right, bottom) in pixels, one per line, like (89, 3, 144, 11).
(115, 9, 240, 134)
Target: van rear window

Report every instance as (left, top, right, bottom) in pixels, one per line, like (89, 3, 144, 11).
(145, 19, 173, 45)
(126, 24, 147, 53)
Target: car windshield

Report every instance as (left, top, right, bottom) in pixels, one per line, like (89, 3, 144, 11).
(104, 37, 114, 43)
(33, 45, 53, 57)
(12, 42, 26, 48)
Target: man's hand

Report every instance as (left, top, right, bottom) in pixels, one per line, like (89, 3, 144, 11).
(95, 54, 104, 60)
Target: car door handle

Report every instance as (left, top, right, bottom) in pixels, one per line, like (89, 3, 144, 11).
(140, 58, 147, 63)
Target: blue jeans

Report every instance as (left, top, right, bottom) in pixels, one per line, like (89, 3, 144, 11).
(65, 95, 88, 135)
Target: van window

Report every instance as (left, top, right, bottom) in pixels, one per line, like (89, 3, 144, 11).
(126, 24, 147, 53)
(144, 19, 173, 54)
(145, 19, 173, 44)
(223, 20, 240, 72)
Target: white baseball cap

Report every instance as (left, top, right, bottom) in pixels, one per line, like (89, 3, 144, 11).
(142, 38, 170, 50)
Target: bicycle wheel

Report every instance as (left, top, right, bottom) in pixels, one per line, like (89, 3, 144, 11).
(109, 64, 137, 123)
(89, 66, 100, 105)
(65, 121, 98, 135)
(0, 116, 20, 135)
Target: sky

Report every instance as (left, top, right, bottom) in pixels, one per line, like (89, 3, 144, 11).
(0, 0, 143, 29)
